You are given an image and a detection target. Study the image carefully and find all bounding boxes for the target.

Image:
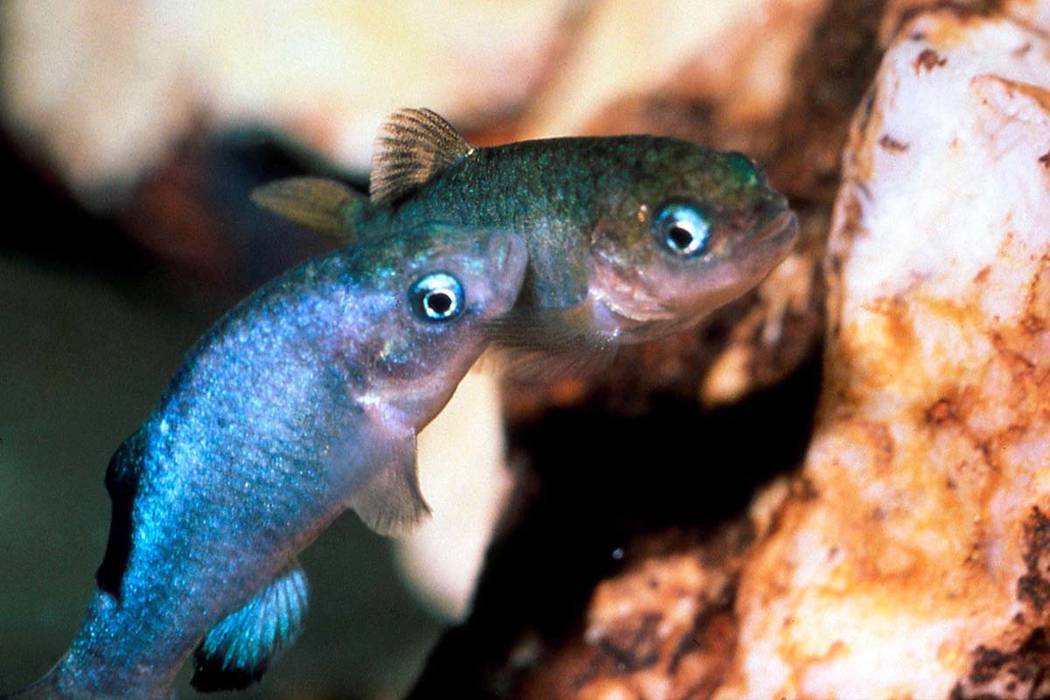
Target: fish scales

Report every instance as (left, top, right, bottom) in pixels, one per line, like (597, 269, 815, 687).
(6, 226, 528, 698)
(256, 113, 801, 352)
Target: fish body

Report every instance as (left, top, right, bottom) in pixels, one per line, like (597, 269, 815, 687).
(256, 109, 799, 355)
(8, 226, 527, 699)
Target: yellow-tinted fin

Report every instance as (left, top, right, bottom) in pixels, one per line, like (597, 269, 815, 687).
(250, 177, 364, 241)
(483, 304, 619, 380)
(483, 304, 606, 350)
(499, 345, 618, 383)
(370, 108, 476, 207)
(349, 432, 431, 537)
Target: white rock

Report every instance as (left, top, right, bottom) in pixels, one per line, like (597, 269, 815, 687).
(718, 8, 1050, 699)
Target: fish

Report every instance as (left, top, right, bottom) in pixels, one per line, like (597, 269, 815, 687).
(5, 224, 528, 699)
(254, 108, 799, 370)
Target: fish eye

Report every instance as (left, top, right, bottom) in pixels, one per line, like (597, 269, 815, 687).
(654, 202, 711, 257)
(409, 272, 464, 322)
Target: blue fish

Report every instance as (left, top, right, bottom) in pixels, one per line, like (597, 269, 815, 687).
(6, 225, 527, 699)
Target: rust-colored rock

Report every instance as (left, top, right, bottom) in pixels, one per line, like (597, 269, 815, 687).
(718, 8, 1050, 698)
(518, 549, 739, 700)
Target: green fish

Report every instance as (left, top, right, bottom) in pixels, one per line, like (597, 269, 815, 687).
(254, 108, 798, 366)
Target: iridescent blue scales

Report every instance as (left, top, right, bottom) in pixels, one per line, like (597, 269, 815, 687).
(7, 225, 527, 699)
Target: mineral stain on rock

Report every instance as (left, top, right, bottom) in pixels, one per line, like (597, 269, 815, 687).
(954, 628, 1050, 699)
(878, 134, 910, 152)
(1017, 507, 1050, 613)
(914, 47, 948, 72)
(926, 396, 959, 425)
(712, 7, 1050, 698)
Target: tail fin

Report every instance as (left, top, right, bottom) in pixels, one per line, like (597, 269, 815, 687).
(250, 177, 368, 243)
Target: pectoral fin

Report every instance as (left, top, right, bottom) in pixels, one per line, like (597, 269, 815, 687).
(349, 431, 430, 537)
(191, 563, 309, 692)
(484, 305, 619, 381)
(250, 176, 365, 240)
(483, 304, 605, 349)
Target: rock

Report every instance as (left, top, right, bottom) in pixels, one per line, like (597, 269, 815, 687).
(720, 7, 1050, 698)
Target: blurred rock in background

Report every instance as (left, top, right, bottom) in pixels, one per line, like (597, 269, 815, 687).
(398, 369, 516, 623)
(0, 0, 577, 199)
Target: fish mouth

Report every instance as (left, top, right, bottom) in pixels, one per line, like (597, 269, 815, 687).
(754, 208, 799, 249)
(718, 206, 797, 288)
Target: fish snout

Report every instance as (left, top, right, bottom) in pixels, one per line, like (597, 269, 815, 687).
(715, 195, 797, 262)
(755, 206, 793, 259)
(739, 187, 796, 248)
(730, 201, 799, 284)
(754, 207, 799, 249)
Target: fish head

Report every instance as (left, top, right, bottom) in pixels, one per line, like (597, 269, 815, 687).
(589, 139, 799, 337)
(351, 225, 527, 425)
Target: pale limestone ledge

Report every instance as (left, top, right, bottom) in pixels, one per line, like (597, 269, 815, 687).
(716, 8, 1050, 699)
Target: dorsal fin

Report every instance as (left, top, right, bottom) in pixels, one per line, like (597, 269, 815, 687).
(191, 563, 309, 692)
(96, 431, 147, 600)
(370, 108, 475, 206)
(250, 177, 365, 242)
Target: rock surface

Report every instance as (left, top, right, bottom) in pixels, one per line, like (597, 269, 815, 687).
(720, 9, 1050, 698)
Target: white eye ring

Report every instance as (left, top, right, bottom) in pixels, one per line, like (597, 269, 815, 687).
(654, 202, 711, 256)
(410, 272, 464, 322)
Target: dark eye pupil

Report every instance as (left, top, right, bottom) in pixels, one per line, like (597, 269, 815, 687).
(667, 226, 694, 250)
(426, 291, 453, 315)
